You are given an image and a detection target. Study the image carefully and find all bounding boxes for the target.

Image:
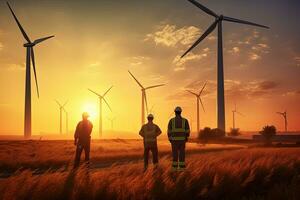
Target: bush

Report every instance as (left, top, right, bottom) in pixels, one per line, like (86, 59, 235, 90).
(228, 128, 241, 136)
(198, 127, 225, 141)
(260, 125, 277, 145)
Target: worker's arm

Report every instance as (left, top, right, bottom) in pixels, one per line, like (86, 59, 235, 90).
(139, 125, 145, 137)
(185, 119, 190, 138)
(156, 125, 162, 137)
(74, 122, 80, 145)
(88, 121, 93, 136)
(167, 120, 172, 139)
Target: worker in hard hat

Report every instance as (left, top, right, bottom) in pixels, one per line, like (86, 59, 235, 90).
(168, 106, 190, 171)
(74, 112, 93, 168)
(139, 114, 162, 171)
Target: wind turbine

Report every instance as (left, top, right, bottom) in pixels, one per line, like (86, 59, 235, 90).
(88, 86, 113, 138)
(55, 100, 68, 135)
(7, 2, 54, 138)
(277, 111, 288, 132)
(107, 117, 116, 130)
(63, 107, 68, 134)
(232, 103, 244, 129)
(128, 70, 165, 126)
(186, 82, 207, 133)
(181, 0, 269, 132)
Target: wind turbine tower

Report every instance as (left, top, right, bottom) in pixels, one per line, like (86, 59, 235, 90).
(63, 107, 68, 134)
(108, 117, 116, 130)
(232, 103, 244, 129)
(88, 86, 113, 138)
(128, 70, 165, 126)
(7, 2, 54, 138)
(277, 111, 288, 132)
(186, 82, 207, 133)
(55, 100, 68, 135)
(181, 0, 269, 132)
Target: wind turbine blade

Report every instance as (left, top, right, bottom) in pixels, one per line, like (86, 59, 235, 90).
(199, 82, 207, 96)
(88, 88, 101, 97)
(186, 90, 198, 96)
(7, 2, 31, 43)
(236, 111, 244, 116)
(33, 35, 54, 45)
(199, 97, 205, 112)
(103, 86, 113, 97)
(181, 20, 218, 58)
(62, 100, 68, 107)
(55, 100, 62, 107)
(145, 84, 165, 90)
(103, 97, 112, 112)
(128, 70, 144, 89)
(31, 47, 39, 98)
(187, 0, 218, 18)
(223, 16, 270, 29)
(144, 92, 149, 114)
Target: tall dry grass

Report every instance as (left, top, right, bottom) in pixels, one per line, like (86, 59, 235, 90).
(0, 148, 300, 200)
(0, 140, 242, 172)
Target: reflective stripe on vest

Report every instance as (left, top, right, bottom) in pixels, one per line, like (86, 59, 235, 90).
(170, 118, 188, 141)
(169, 136, 186, 141)
(171, 118, 186, 133)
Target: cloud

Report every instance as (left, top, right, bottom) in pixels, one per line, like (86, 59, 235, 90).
(295, 56, 300, 67)
(249, 53, 261, 61)
(89, 62, 101, 67)
(225, 80, 279, 100)
(173, 52, 207, 67)
(228, 47, 240, 54)
(6, 63, 25, 71)
(128, 56, 150, 66)
(145, 24, 201, 47)
(282, 90, 300, 96)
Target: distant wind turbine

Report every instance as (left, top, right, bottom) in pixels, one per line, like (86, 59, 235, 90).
(186, 82, 207, 133)
(107, 117, 116, 130)
(232, 103, 244, 129)
(7, 2, 54, 138)
(128, 70, 165, 126)
(55, 100, 68, 135)
(181, 0, 269, 132)
(277, 111, 288, 132)
(88, 86, 113, 138)
(63, 107, 68, 134)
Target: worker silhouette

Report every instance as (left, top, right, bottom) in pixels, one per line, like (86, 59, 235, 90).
(74, 112, 93, 168)
(139, 114, 162, 171)
(168, 106, 190, 171)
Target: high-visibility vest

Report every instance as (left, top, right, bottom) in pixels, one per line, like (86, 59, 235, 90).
(169, 118, 188, 141)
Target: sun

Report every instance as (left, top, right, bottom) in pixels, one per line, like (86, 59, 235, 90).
(81, 102, 98, 121)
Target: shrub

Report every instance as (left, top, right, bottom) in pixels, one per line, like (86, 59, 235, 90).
(260, 125, 277, 145)
(228, 128, 241, 136)
(198, 127, 225, 141)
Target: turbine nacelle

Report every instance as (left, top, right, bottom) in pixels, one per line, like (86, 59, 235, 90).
(217, 15, 224, 21)
(23, 43, 35, 47)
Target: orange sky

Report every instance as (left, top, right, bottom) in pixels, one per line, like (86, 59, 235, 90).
(0, 0, 299, 137)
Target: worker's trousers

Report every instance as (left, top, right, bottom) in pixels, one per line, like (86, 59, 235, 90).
(171, 141, 186, 170)
(144, 143, 158, 169)
(74, 141, 90, 168)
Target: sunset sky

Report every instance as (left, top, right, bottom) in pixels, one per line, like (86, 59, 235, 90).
(0, 0, 299, 137)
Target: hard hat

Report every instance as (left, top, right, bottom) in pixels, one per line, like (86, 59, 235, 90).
(82, 112, 90, 118)
(147, 114, 154, 119)
(174, 106, 182, 112)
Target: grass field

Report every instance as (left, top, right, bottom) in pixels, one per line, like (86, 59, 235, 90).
(0, 140, 299, 200)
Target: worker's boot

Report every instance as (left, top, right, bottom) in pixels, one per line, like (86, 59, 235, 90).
(178, 161, 186, 171)
(171, 161, 178, 171)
